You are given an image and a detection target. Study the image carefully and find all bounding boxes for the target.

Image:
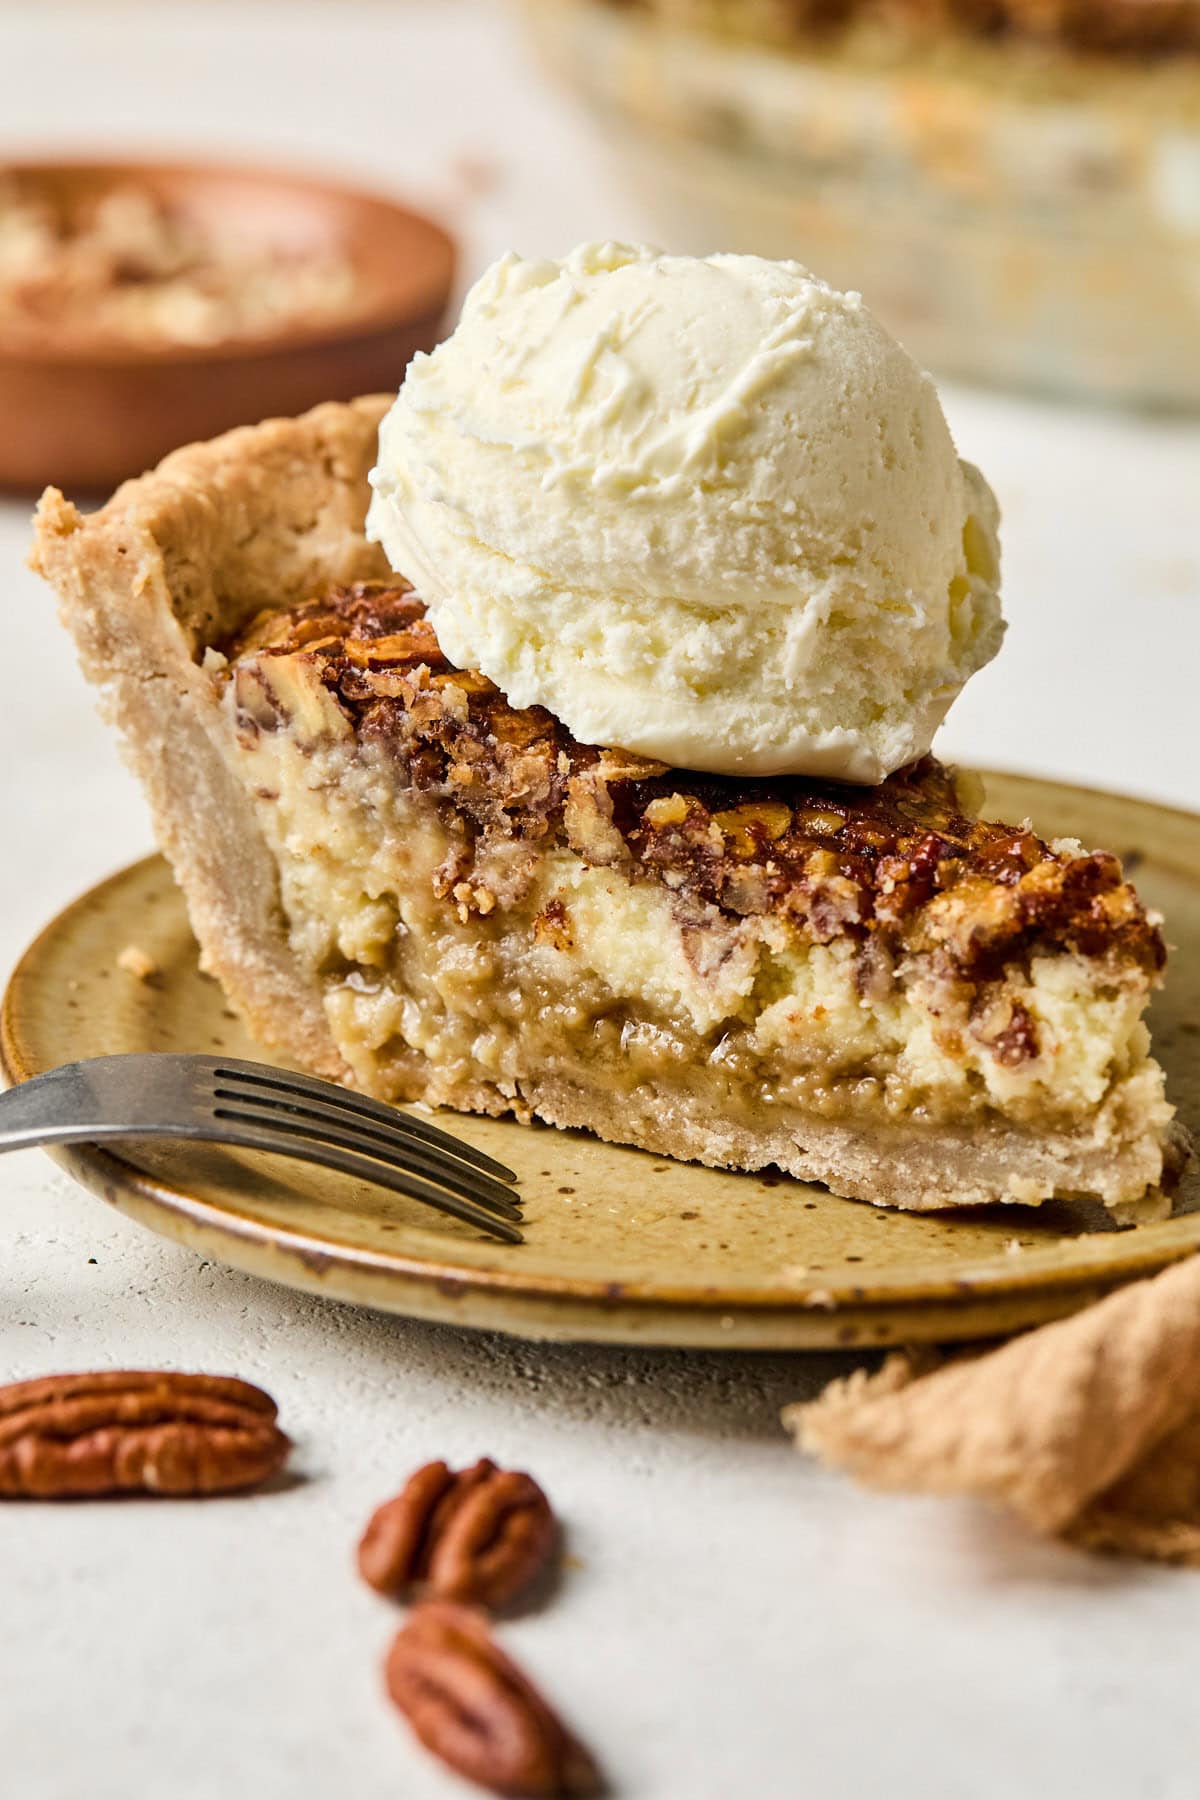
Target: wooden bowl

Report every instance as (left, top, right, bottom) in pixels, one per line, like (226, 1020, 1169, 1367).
(0, 158, 456, 493)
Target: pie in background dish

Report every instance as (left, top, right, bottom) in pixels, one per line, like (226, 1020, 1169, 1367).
(31, 398, 1183, 1217)
(521, 0, 1200, 410)
(591, 1, 1200, 58)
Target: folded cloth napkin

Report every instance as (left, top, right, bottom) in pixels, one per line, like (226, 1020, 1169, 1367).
(785, 1252, 1200, 1564)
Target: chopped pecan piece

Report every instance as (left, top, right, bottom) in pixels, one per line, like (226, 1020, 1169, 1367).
(713, 801, 792, 858)
(642, 793, 690, 829)
(0, 1371, 289, 1497)
(359, 1457, 557, 1610)
(385, 1601, 600, 1797)
(974, 995, 1041, 1067)
(532, 899, 575, 953)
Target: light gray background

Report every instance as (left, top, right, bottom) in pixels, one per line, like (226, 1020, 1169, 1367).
(2, 5, 1199, 1796)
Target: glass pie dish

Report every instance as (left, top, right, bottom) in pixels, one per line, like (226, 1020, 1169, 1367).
(520, 0, 1200, 410)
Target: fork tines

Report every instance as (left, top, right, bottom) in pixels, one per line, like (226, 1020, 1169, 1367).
(205, 1058, 523, 1238)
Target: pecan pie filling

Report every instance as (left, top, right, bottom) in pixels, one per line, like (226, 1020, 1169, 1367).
(215, 578, 1173, 1212)
(226, 580, 1164, 989)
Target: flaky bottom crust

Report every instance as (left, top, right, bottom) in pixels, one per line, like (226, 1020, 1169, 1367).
(374, 1064, 1175, 1217)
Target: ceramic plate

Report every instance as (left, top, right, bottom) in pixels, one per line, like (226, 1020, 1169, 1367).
(2, 772, 1197, 1348)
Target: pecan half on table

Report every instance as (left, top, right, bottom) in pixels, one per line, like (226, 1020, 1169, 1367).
(359, 1457, 557, 1609)
(386, 1601, 600, 1798)
(0, 1371, 290, 1497)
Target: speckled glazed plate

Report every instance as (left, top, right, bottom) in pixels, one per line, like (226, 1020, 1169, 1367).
(2, 772, 1197, 1349)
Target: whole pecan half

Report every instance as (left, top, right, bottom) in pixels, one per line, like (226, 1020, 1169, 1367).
(0, 1371, 290, 1498)
(359, 1457, 556, 1609)
(385, 1601, 600, 1798)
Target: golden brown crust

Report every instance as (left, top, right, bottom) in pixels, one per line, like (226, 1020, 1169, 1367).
(227, 581, 1167, 1001)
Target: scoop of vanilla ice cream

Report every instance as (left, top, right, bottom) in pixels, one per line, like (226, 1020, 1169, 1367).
(367, 243, 1003, 782)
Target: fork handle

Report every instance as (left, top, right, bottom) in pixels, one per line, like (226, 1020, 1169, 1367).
(0, 1110, 182, 1156)
(0, 1064, 205, 1153)
(0, 1067, 110, 1150)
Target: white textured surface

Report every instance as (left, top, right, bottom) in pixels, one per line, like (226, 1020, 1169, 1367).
(2, 5, 1200, 1798)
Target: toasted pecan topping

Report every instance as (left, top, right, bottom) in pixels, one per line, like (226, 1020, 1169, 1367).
(224, 583, 1166, 983)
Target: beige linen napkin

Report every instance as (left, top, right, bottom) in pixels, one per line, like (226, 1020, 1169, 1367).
(785, 1252, 1200, 1564)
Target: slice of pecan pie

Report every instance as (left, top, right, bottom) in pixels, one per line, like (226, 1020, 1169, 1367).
(31, 397, 1183, 1215)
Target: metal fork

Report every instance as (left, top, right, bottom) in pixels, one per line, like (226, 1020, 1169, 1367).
(0, 1054, 522, 1243)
